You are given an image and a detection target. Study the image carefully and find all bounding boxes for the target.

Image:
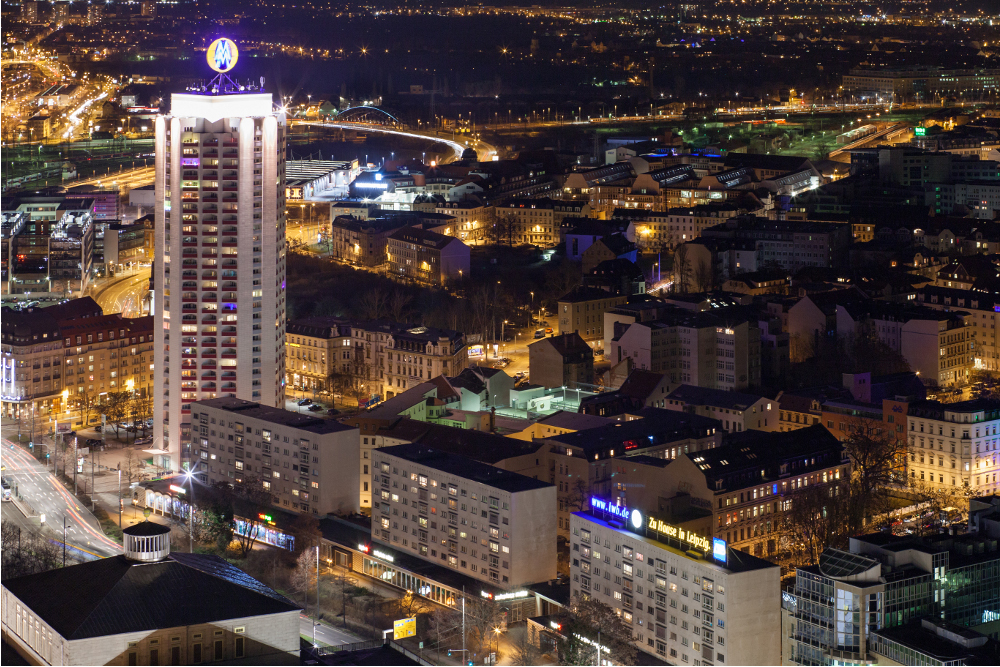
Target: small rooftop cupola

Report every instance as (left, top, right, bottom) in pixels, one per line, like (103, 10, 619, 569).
(123, 520, 171, 563)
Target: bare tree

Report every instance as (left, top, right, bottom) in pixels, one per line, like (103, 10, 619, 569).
(842, 417, 907, 534)
(2, 520, 63, 578)
(389, 289, 413, 322)
(122, 447, 142, 484)
(560, 595, 637, 665)
(673, 244, 692, 294)
(464, 595, 507, 661)
(291, 548, 318, 607)
(510, 625, 540, 666)
(229, 476, 275, 558)
(358, 289, 389, 320)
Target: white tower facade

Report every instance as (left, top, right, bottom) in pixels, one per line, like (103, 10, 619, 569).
(154, 92, 287, 470)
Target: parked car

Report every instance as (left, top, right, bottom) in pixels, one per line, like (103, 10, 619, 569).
(297, 398, 313, 406)
(534, 329, 545, 339)
(94, 425, 102, 432)
(327, 408, 340, 415)
(545, 327, 553, 334)
(308, 404, 324, 412)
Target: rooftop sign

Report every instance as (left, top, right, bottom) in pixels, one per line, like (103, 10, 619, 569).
(207, 38, 239, 73)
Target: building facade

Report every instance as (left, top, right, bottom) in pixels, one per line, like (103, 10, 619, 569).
(906, 399, 1000, 496)
(154, 87, 287, 471)
(570, 502, 781, 665)
(190, 397, 360, 516)
(371, 443, 557, 590)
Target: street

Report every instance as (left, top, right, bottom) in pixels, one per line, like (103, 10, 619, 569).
(1, 434, 122, 560)
(299, 613, 365, 647)
(90, 267, 151, 317)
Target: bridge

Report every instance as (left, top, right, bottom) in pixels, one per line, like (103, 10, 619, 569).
(331, 105, 406, 128)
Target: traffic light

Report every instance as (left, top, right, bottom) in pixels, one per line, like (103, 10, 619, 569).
(447, 650, 452, 657)
(29, 441, 33, 449)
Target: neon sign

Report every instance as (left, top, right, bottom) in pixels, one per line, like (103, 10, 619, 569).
(646, 516, 712, 552)
(712, 537, 727, 563)
(373, 549, 395, 563)
(207, 38, 239, 74)
(590, 497, 629, 521)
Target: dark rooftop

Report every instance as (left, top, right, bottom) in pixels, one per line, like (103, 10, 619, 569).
(376, 443, 552, 493)
(2, 552, 298, 640)
(191, 397, 357, 435)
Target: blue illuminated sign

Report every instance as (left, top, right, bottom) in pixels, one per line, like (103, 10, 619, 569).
(590, 497, 629, 521)
(712, 537, 727, 563)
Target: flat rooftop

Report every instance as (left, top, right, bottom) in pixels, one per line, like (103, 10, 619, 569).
(191, 397, 356, 435)
(377, 443, 552, 494)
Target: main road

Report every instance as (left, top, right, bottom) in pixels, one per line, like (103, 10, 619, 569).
(1, 433, 123, 560)
(295, 120, 497, 163)
(91, 267, 151, 317)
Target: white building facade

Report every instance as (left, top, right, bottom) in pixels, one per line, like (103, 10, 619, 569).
(154, 91, 287, 470)
(570, 503, 781, 665)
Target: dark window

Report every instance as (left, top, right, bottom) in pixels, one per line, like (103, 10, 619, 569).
(128, 652, 138, 666)
(192, 644, 202, 663)
(235, 637, 245, 658)
(150, 649, 159, 666)
(171, 646, 181, 665)
(214, 640, 223, 661)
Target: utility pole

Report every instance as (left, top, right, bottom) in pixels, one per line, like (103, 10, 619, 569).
(462, 593, 466, 665)
(63, 517, 67, 567)
(188, 477, 195, 553)
(73, 437, 78, 495)
(118, 466, 122, 530)
(91, 458, 95, 510)
(597, 630, 601, 666)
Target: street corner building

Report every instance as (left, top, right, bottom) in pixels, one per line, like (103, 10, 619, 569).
(1, 521, 301, 666)
(570, 499, 782, 666)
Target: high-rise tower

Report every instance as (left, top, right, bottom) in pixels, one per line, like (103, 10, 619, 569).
(154, 40, 286, 470)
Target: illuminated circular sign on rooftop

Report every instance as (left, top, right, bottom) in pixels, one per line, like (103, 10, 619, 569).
(206, 38, 239, 74)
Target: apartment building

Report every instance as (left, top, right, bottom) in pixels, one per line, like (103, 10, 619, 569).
(370, 443, 557, 590)
(701, 216, 851, 273)
(635, 205, 741, 252)
(380, 323, 467, 398)
(664, 385, 776, 433)
(503, 198, 591, 248)
(570, 502, 781, 664)
(542, 408, 722, 536)
(556, 286, 628, 343)
(386, 226, 470, 286)
(328, 216, 409, 268)
(528, 332, 595, 389)
(916, 286, 1000, 372)
(434, 201, 491, 243)
(191, 397, 360, 516)
(610, 309, 762, 392)
(906, 398, 1000, 495)
(786, 530, 1000, 665)
(837, 303, 973, 387)
(285, 318, 352, 394)
(154, 84, 287, 471)
(1, 297, 153, 425)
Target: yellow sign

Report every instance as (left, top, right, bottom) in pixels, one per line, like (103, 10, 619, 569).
(206, 38, 239, 74)
(647, 516, 711, 552)
(393, 617, 416, 640)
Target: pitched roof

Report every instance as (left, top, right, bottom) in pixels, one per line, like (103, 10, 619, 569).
(544, 406, 719, 455)
(3, 553, 298, 640)
(666, 384, 770, 411)
(618, 370, 667, 401)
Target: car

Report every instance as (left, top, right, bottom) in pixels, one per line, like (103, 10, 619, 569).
(327, 408, 340, 415)
(308, 404, 324, 412)
(514, 371, 526, 378)
(297, 398, 313, 406)
(94, 425, 102, 432)
(534, 329, 545, 339)
(86, 439, 101, 448)
(545, 327, 553, 334)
